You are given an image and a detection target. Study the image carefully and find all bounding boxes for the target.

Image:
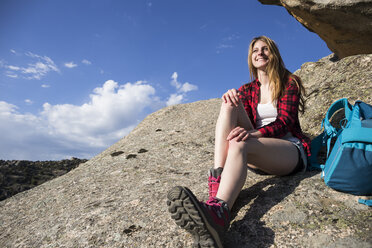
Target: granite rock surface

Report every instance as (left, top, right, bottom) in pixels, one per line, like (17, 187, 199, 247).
(0, 54, 371, 247)
(296, 53, 372, 138)
(259, 0, 372, 58)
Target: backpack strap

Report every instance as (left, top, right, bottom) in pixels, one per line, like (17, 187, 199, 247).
(323, 98, 352, 135)
(322, 98, 353, 157)
(309, 133, 324, 170)
(358, 198, 372, 207)
(309, 98, 353, 169)
(356, 100, 372, 120)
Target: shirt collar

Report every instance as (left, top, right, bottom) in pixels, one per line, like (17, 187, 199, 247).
(253, 78, 261, 87)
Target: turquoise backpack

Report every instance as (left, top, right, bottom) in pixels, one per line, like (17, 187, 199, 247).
(310, 98, 372, 206)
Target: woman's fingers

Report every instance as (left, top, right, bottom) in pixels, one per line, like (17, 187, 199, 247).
(241, 132, 250, 141)
(228, 89, 239, 106)
(227, 126, 246, 141)
(236, 129, 248, 141)
(222, 92, 231, 104)
(221, 94, 227, 103)
(226, 129, 235, 140)
(227, 126, 239, 140)
(221, 89, 240, 106)
(227, 127, 259, 141)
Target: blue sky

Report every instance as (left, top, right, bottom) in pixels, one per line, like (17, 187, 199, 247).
(0, 0, 331, 160)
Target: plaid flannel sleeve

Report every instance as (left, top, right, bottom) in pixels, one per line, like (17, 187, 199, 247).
(237, 84, 250, 110)
(258, 83, 299, 138)
(237, 83, 256, 126)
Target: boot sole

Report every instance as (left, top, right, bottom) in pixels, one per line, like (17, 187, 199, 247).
(167, 186, 223, 248)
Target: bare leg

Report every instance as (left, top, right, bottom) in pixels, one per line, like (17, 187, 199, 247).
(215, 137, 248, 207)
(216, 137, 299, 209)
(214, 101, 253, 169)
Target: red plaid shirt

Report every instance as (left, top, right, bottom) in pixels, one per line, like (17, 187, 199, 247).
(237, 77, 311, 157)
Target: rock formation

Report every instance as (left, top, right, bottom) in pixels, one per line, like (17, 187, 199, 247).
(297, 53, 372, 138)
(0, 158, 87, 201)
(259, 0, 372, 58)
(0, 54, 371, 247)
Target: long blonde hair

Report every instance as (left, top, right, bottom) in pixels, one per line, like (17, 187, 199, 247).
(248, 36, 306, 113)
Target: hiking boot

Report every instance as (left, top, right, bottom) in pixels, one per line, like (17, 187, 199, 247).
(167, 186, 230, 248)
(208, 167, 223, 199)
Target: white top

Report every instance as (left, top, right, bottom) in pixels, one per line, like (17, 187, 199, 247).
(256, 102, 277, 129)
(256, 101, 294, 139)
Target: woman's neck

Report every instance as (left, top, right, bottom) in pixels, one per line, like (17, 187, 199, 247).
(257, 69, 270, 86)
(257, 69, 273, 104)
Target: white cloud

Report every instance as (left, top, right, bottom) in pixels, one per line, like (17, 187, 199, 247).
(167, 72, 198, 106)
(25, 52, 60, 77)
(170, 72, 181, 89)
(1, 52, 60, 80)
(224, 34, 240, 41)
(166, 94, 183, 106)
(5, 73, 18, 78)
(216, 33, 240, 54)
(8, 65, 20, 71)
(216, 44, 233, 49)
(0, 80, 163, 160)
(0, 101, 18, 113)
(82, 59, 92, 65)
(0, 72, 198, 160)
(24, 99, 33, 105)
(64, 62, 78, 68)
(180, 82, 198, 93)
(216, 44, 233, 54)
(41, 84, 50, 88)
(41, 80, 159, 143)
(0, 101, 48, 159)
(170, 71, 198, 93)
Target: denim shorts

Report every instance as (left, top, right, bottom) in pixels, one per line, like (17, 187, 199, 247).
(283, 136, 308, 173)
(248, 136, 308, 176)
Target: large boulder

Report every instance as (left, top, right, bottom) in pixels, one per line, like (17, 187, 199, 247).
(296, 54, 372, 138)
(259, 0, 372, 58)
(0, 54, 371, 247)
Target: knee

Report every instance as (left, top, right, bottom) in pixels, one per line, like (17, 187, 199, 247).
(220, 100, 238, 113)
(228, 138, 260, 155)
(228, 138, 248, 154)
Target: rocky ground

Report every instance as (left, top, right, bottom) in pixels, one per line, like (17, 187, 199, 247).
(0, 158, 87, 201)
(0, 98, 371, 248)
(0, 54, 371, 247)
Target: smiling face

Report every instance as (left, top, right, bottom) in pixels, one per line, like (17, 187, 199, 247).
(248, 36, 285, 81)
(251, 40, 270, 70)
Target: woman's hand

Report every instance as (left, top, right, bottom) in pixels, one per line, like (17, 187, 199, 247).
(222, 88, 240, 106)
(227, 127, 262, 141)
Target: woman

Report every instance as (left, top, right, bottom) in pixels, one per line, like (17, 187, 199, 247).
(167, 36, 311, 248)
